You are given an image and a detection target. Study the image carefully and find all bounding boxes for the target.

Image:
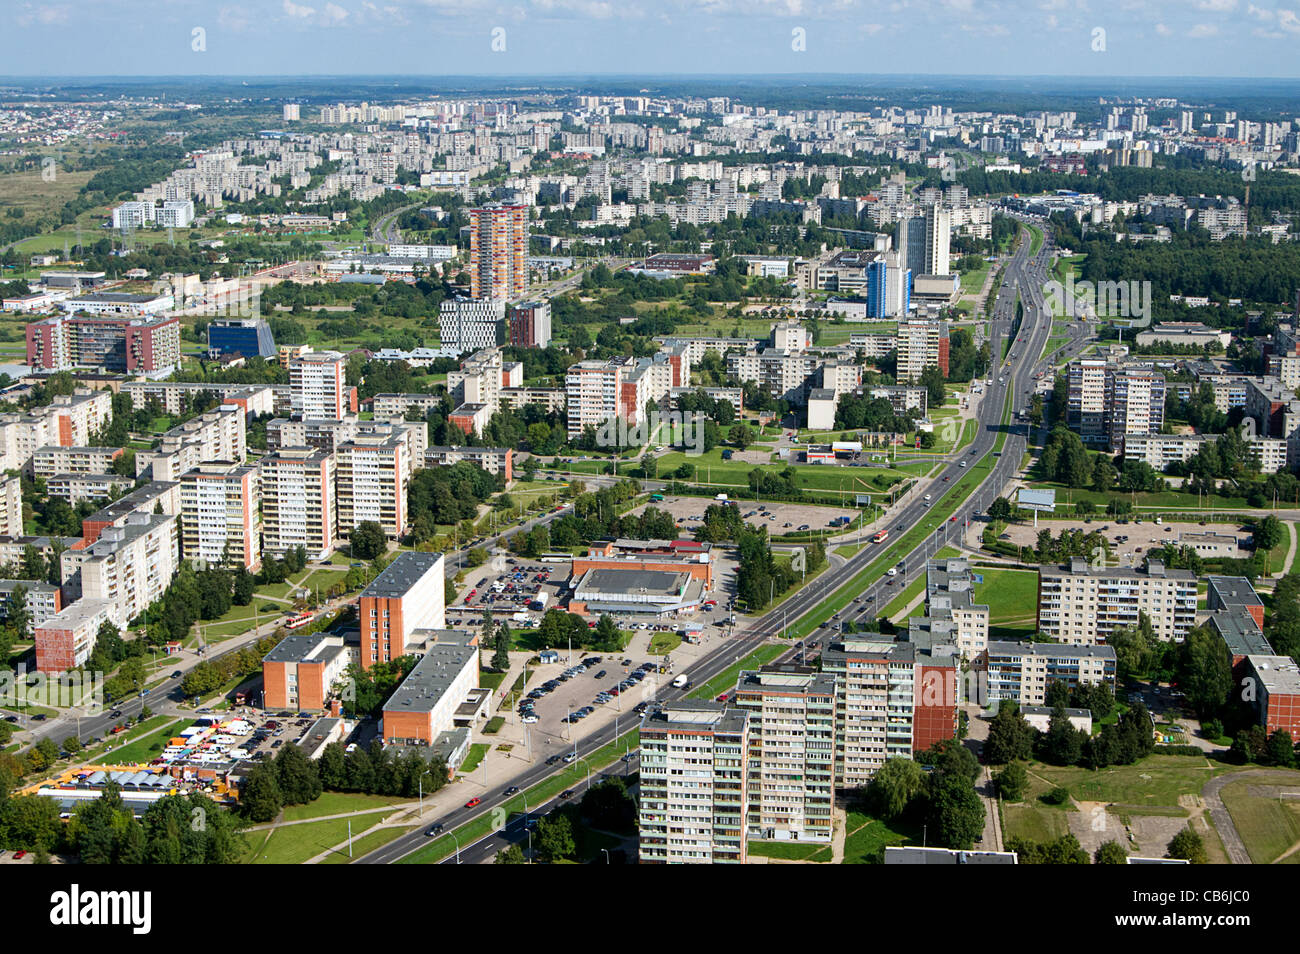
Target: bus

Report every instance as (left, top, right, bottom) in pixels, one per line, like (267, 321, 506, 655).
(285, 612, 315, 630)
(650, 494, 664, 501)
(871, 530, 889, 544)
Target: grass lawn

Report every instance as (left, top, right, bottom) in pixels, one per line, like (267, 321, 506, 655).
(80, 715, 171, 762)
(245, 810, 393, 864)
(1219, 776, 1300, 864)
(837, 811, 922, 864)
(1023, 754, 1225, 812)
(648, 632, 682, 655)
(748, 840, 828, 861)
(100, 719, 197, 766)
(459, 743, 490, 775)
(688, 643, 785, 700)
(281, 792, 409, 822)
(479, 671, 506, 691)
(971, 567, 1039, 626)
(1002, 799, 1072, 843)
(319, 825, 416, 863)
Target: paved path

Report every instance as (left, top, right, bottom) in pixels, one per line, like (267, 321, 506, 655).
(1201, 768, 1300, 864)
(1279, 520, 1298, 578)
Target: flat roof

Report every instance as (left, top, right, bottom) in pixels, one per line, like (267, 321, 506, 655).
(382, 643, 476, 714)
(986, 640, 1117, 661)
(264, 632, 345, 665)
(642, 700, 748, 735)
(1207, 576, 1263, 608)
(1207, 610, 1273, 656)
(362, 551, 444, 600)
(1247, 655, 1300, 695)
(575, 567, 688, 598)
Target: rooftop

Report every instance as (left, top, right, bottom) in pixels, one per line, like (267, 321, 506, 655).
(362, 551, 445, 600)
(382, 643, 477, 714)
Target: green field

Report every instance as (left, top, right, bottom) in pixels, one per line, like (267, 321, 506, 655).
(688, 643, 785, 700)
(748, 839, 828, 861)
(1219, 775, 1300, 864)
(281, 792, 409, 822)
(972, 567, 1039, 638)
(245, 810, 394, 864)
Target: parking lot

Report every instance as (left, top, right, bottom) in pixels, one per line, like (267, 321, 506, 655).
(626, 495, 857, 536)
(988, 517, 1252, 565)
(446, 556, 562, 625)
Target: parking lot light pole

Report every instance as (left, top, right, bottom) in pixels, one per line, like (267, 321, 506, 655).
(452, 831, 461, 864)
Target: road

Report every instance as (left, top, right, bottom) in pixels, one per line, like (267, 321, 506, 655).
(357, 224, 1063, 864)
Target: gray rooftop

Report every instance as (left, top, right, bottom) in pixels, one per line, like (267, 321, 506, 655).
(382, 643, 476, 714)
(1247, 655, 1300, 695)
(362, 551, 444, 600)
(574, 567, 688, 598)
(985, 641, 1117, 662)
(1207, 610, 1273, 657)
(642, 700, 748, 736)
(264, 632, 346, 666)
(1207, 576, 1263, 609)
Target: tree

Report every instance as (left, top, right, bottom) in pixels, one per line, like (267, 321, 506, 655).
(534, 812, 576, 863)
(985, 701, 1035, 765)
(495, 844, 526, 864)
(1007, 833, 1089, 864)
(1166, 826, 1207, 864)
(867, 757, 926, 819)
(232, 567, 255, 606)
(241, 763, 283, 822)
(1177, 627, 1233, 719)
(1256, 514, 1284, 553)
(728, 422, 755, 450)
(1266, 730, 1296, 768)
(926, 772, 986, 850)
(491, 623, 511, 672)
(350, 521, 387, 560)
(988, 496, 1012, 523)
(1039, 704, 1086, 766)
(273, 744, 322, 806)
(1095, 840, 1128, 864)
(993, 762, 1027, 801)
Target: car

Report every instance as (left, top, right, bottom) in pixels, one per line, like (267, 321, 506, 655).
(465, 797, 482, 808)
(272, 740, 283, 748)
(799, 524, 809, 531)
(504, 786, 519, 796)
(562, 753, 576, 763)
(950, 515, 958, 522)
(13, 850, 26, 860)
(560, 789, 575, 800)
(522, 714, 538, 724)
(545, 755, 562, 766)
(923, 494, 931, 501)
(425, 823, 444, 836)
(171, 670, 183, 679)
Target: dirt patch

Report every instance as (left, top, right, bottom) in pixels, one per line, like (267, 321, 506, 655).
(627, 495, 856, 535)
(1068, 799, 1188, 859)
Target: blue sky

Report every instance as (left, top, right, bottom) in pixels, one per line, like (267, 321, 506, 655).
(5, 0, 1300, 78)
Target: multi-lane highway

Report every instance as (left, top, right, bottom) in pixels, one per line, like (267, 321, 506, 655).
(359, 224, 1065, 864)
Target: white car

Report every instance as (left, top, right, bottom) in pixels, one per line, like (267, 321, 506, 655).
(521, 715, 538, 724)
(923, 493, 932, 501)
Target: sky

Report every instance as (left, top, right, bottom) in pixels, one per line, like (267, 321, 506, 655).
(4, 0, 1300, 79)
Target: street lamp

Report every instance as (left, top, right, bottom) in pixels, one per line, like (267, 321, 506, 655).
(451, 831, 461, 864)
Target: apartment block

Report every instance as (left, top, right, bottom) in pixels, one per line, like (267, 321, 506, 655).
(1121, 433, 1211, 470)
(1207, 576, 1265, 630)
(638, 701, 750, 864)
(1244, 655, 1300, 738)
(26, 314, 181, 374)
(507, 301, 552, 348)
(60, 512, 179, 630)
(821, 634, 959, 788)
(1066, 358, 1110, 445)
(896, 319, 949, 382)
(734, 665, 836, 844)
(46, 473, 132, 503)
(262, 632, 352, 711)
(469, 203, 528, 301)
(978, 641, 1117, 707)
(359, 551, 446, 669)
(32, 445, 123, 478)
(439, 297, 506, 355)
(1106, 369, 1166, 451)
(135, 404, 246, 481)
(1037, 558, 1197, 644)
(290, 350, 350, 420)
(910, 558, 989, 659)
(0, 579, 62, 628)
(565, 359, 622, 439)
(0, 475, 22, 537)
(77, 481, 181, 547)
(180, 461, 262, 571)
(34, 599, 115, 673)
(259, 446, 337, 560)
(336, 432, 410, 541)
(424, 446, 513, 482)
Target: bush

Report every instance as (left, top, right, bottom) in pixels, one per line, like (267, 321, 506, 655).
(1041, 786, 1071, 806)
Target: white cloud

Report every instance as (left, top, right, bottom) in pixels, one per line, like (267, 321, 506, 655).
(1187, 22, 1219, 36)
(1154, 22, 1171, 35)
(283, 0, 317, 17)
(1246, 2, 1273, 18)
(1279, 8, 1300, 31)
(1194, 0, 1236, 11)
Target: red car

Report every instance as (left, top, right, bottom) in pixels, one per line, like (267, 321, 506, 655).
(13, 850, 26, 860)
(716, 692, 731, 703)
(949, 515, 958, 522)
(465, 797, 481, 808)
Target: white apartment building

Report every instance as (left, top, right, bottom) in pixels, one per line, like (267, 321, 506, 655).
(290, 350, 348, 420)
(638, 702, 749, 864)
(180, 461, 262, 571)
(60, 512, 179, 630)
(565, 360, 621, 439)
(336, 432, 409, 540)
(895, 319, 949, 383)
(1037, 558, 1197, 645)
(979, 641, 1117, 707)
(259, 446, 337, 561)
(734, 666, 836, 844)
(438, 298, 506, 355)
(136, 405, 247, 481)
(0, 474, 22, 537)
